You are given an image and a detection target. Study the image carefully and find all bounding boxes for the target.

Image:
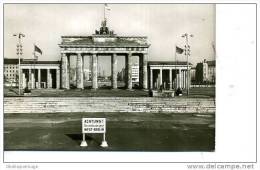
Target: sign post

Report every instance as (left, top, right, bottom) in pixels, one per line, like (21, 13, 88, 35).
(100, 132, 108, 147)
(80, 133, 88, 147)
(81, 118, 108, 148)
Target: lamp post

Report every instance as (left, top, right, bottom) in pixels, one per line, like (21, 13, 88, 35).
(181, 33, 193, 96)
(13, 33, 25, 96)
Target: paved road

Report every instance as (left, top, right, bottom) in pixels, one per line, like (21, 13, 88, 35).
(4, 112, 215, 151)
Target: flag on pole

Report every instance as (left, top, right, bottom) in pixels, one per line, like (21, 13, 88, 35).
(176, 46, 184, 54)
(34, 44, 42, 55)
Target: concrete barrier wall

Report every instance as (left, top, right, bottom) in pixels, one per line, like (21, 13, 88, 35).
(4, 97, 215, 114)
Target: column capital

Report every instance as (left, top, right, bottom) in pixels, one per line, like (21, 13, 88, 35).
(75, 52, 86, 57)
(61, 52, 70, 57)
(143, 53, 148, 57)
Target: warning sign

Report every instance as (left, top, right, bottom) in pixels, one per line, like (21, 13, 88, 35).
(82, 118, 106, 133)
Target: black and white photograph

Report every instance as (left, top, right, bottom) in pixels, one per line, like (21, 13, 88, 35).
(1, 1, 258, 169)
(3, 3, 216, 152)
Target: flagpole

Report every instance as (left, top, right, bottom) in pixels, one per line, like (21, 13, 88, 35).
(186, 38, 189, 96)
(33, 43, 36, 89)
(174, 45, 177, 89)
(184, 35, 189, 97)
(13, 33, 25, 95)
(182, 33, 193, 97)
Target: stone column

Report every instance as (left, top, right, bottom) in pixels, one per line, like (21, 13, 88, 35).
(183, 70, 186, 89)
(181, 70, 184, 89)
(56, 69, 60, 89)
(76, 53, 84, 89)
(184, 70, 186, 89)
(28, 69, 32, 89)
(22, 73, 26, 89)
(82, 55, 89, 87)
(47, 69, 50, 88)
(175, 70, 178, 89)
(31, 73, 35, 89)
(111, 53, 118, 89)
(142, 53, 148, 89)
(92, 53, 98, 89)
(182, 70, 184, 88)
(175, 70, 177, 89)
(139, 56, 143, 88)
(183, 71, 186, 89)
(178, 69, 182, 88)
(125, 55, 128, 88)
(186, 70, 188, 89)
(127, 53, 132, 89)
(160, 68, 163, 87)
(49, 71, 53, 88)
(38, 69, 41, 89)
(67, 54, 71, 89)
(150, 68, 153, 89)
(169, 69, 172, 90)
(61, 53, 69, 89)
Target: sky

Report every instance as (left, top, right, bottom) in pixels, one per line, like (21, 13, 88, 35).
(4, 4, 215, 75)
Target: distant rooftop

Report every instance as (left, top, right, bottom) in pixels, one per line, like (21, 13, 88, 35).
(207, 60, 216, 66)
(4, 58, 60, 65)
(4, 58, 19, 64)
(148, 61, 192, 66)
(21, 60, 60, 65)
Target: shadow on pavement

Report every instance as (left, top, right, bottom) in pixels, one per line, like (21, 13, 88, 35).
(66, 133, 100, 145)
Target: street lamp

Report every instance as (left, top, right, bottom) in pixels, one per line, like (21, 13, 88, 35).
(13, 33, 25, 96)
(181, 33, 193, 96)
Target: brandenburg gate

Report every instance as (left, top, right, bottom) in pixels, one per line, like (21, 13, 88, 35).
(59, 20, 150, 90)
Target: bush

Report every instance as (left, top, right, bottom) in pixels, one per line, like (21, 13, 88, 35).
(24, 87, 31, 93)
(175, 88, 182, 96)
(149, 89, 153, 97)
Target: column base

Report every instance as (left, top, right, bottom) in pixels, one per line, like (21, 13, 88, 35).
(75, 88, 84, 91)
(100, 141, 108, 147)
(80, 140, 88, 147)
